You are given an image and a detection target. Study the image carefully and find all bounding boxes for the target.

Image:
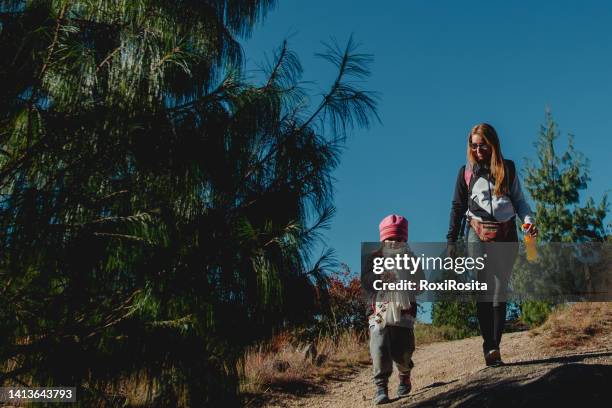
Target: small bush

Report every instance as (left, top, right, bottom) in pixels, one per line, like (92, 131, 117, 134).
(431, 300, 478, 334)
(520, 301, 554, 327)
(414, 322, 478, 343)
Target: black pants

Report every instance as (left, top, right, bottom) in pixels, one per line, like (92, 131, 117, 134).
(467, 224, 518, 354)
(476, 302, 506, 353)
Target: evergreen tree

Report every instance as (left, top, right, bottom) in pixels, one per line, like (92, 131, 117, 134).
(516, 110, 609, 326)
(523, 109, 608, 242)
(0, 1, 378, 405)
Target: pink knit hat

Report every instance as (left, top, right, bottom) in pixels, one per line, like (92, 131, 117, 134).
(379, 214, 408, 241)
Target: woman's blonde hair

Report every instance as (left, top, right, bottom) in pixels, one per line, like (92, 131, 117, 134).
(466, 123, 508, 197)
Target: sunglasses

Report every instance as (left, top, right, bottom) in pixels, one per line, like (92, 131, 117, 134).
(470, 143, 490, 151)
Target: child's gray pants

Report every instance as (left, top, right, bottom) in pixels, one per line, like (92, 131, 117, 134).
(369, 324, 415, 386)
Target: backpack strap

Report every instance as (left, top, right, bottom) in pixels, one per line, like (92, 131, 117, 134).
(463, 167, 472, 188)
(458, 166, 473, 238)
(465, 166, 478, 198)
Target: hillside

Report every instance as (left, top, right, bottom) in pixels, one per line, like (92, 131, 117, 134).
(260, 303, 612, 408)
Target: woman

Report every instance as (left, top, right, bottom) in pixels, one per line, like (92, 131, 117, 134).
(446, 123, 537, 366)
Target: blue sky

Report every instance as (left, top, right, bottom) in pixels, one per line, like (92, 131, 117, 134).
(243, 0, 612, 277)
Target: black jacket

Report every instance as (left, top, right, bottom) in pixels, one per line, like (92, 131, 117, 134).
(446, 159, 529, 243)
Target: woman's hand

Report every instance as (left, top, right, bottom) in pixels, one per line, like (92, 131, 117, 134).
(524, 223, 538, 237)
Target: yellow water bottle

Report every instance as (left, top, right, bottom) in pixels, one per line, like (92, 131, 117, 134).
(522, 223, 537, 262)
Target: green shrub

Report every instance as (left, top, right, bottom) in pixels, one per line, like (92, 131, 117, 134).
(431, 300, 478, 334)
(520, 301, 554, 327)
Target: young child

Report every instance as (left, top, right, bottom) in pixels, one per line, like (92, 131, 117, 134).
(365, 214, 422, 405)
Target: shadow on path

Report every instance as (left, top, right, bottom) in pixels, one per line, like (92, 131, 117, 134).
(502, 351, 612, 367)
(404, 352, 612, 408)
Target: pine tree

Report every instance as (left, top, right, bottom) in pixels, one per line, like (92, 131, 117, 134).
(523, 110, 608, 242)
(516, 110, 609, 326)
(0, 1, 378, 405)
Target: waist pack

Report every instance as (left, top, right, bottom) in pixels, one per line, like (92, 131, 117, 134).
(469, 218, 514, 242)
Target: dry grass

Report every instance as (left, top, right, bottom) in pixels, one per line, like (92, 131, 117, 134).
(239, 322, 468, 400)
(239, 330, 370, 397)
(529, 302, 612, 350)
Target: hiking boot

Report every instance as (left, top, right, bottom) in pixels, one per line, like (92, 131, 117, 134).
(484, 349, 503, 367)
(374, 385, 390, 405)
(397, 374, 412, 398)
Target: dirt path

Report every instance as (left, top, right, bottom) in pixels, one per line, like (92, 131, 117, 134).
(262, 329, 612, 408)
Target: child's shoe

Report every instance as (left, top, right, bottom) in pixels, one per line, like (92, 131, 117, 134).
(374, 384, 390, 405)
(397, 374, 412, 398)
